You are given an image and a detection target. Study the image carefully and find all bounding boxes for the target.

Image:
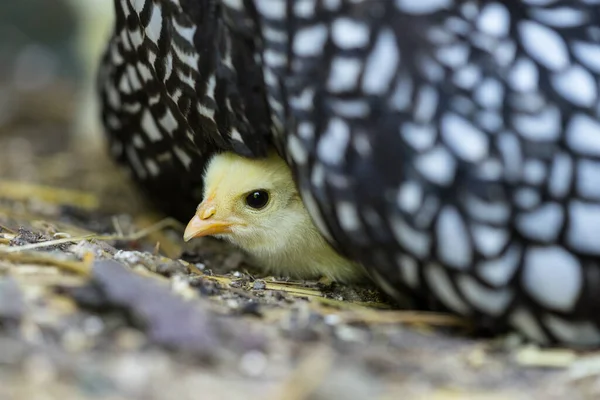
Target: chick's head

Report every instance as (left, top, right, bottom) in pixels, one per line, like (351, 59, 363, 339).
(183, 150, 305, 253)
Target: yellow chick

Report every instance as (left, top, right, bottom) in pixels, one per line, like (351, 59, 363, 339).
(183, 150, 366, 282)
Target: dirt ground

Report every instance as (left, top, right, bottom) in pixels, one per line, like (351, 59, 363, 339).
(0, 31, 599, 400)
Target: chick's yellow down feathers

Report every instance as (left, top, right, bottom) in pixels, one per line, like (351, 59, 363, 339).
(184, 150, 366, 282)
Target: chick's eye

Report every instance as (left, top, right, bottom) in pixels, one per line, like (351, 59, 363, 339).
(245, 190, 269, 209)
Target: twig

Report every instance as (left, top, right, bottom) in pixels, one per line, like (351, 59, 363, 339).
(305, 296, 468, 327)
(202, 274, 326, 299)
(331, 309, 469, 327)
(111, 215, 124, 237)
(0, 180, 100, 210)
(125, 217, 185, 240)
(0, 251, 92, 276)
(265, 282, 324, 298)
(134, 215, 183, 259)
(0, 224, 16, 234)
(1, 234, 96, 252)
(0, 218, 184, 253)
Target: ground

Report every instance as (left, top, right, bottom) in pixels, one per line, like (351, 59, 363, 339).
(0, 75, 599, 400)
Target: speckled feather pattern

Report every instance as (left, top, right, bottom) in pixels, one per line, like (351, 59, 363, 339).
(99, 0, 272, 219)
(99, 0, 600, 346)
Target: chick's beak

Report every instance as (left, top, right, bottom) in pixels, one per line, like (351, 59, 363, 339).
(183, 203, 233, 242)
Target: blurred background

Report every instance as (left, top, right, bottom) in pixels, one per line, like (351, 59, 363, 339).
(0, 0, 113, 182)
(0, 1, 146, 218)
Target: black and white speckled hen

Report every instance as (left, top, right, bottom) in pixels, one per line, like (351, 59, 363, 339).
(98, 0, 600, 347)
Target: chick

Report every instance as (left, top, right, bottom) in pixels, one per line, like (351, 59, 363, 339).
(183, 150, 366, 282)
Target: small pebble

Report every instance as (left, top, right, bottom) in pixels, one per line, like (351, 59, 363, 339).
(239, 301, 261, 317)
(239, 350, 267, 377)
(194, 262, 206, 270)
(53, 232, 71, 238)
(229, 279, 244, 288)
(226, 299, 240, 310)
(324, 314, 341, 326)
(82, 316, 104, 336)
